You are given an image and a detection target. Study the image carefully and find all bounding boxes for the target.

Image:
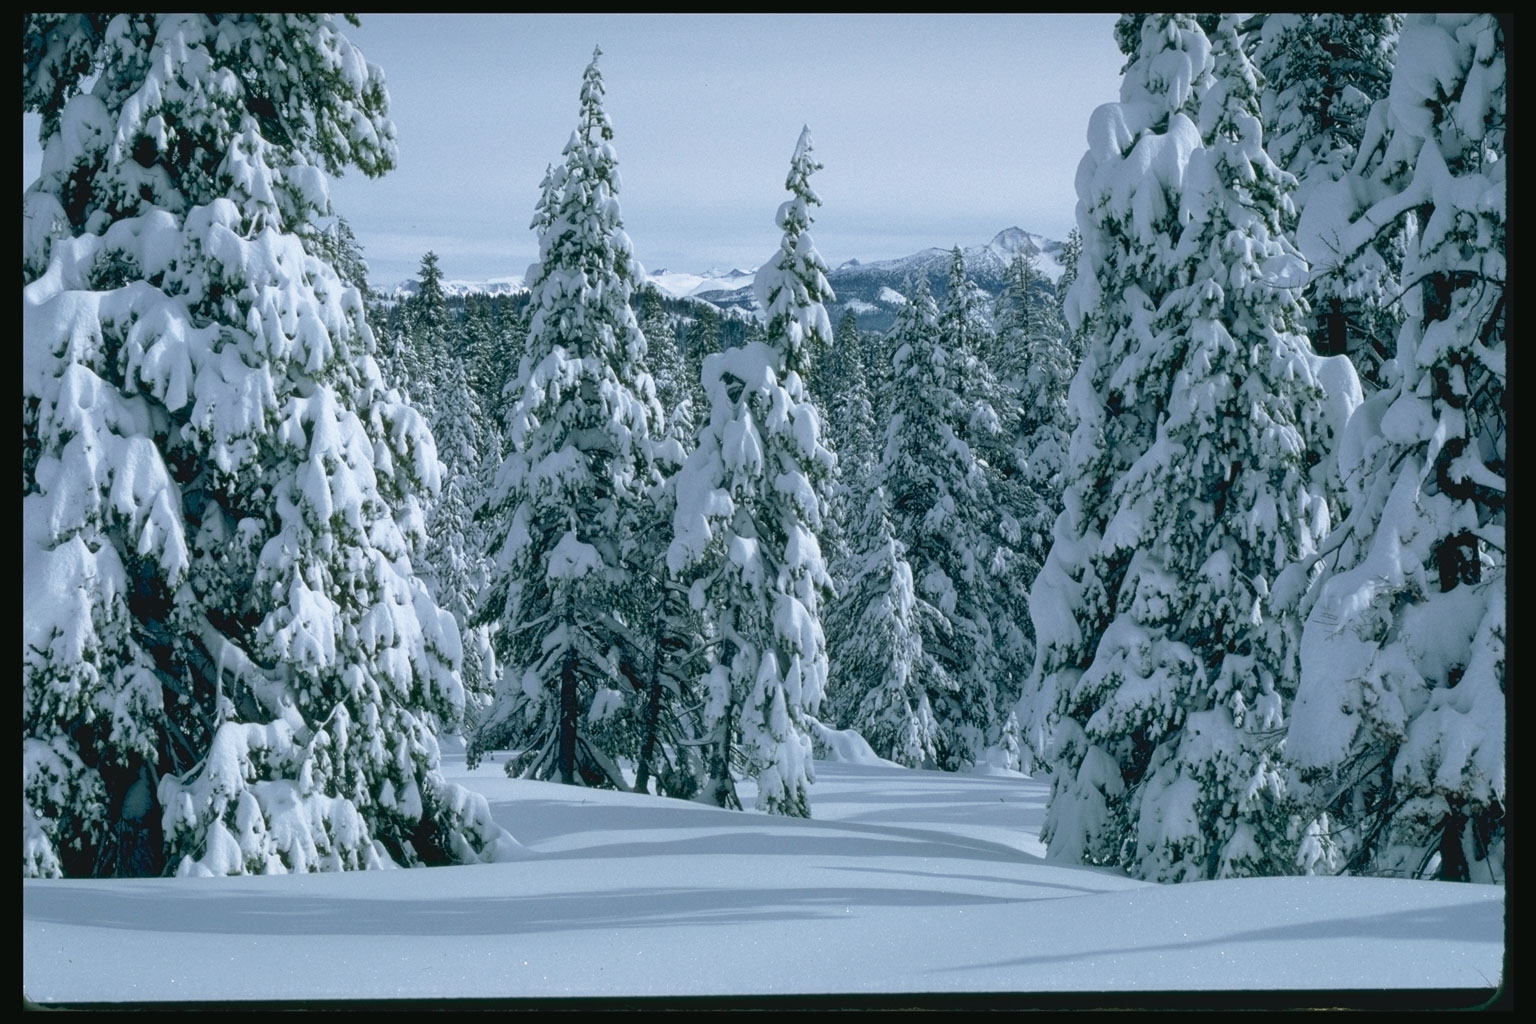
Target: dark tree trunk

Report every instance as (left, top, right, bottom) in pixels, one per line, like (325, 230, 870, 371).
(559, 652, 577, 786)
(1438, 809, 1470, 882)
(633, 673, 664, 796)
(706, 716, 740, 810)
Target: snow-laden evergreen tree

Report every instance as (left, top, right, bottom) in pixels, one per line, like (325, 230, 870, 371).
(1286, 14, 1506, 883)
(1254, 14, 1404, 388)
(370, 301, 409, 397)
(993, 251, 1077, 572)
(825, 310, 878, 480)
(22, 13, 513, 878)
(1253, 15, 1401, 209)
(817, 313, 875, 578)
(668, 127, 836, 816)
(618, 286, 709, 799)
(628, 393, 710, 800)
(1053, 228, 1086, 352)
(858, 278, 1002, 770)
(680, 301, 722, 382)
(813, 310, 874, 461)
(825, 482, 944, 767)
(459, 293, 509, 421)
(483, 296, 534, 428)
(986, 251, 1038, 390)
(937, 248, 1032, 761)
(422, 355, 500, 721)
(639, 286, 696, 439)
(315, 216, 371, 297)
(1023, 14, 1339, 881)
(818, 310, 885, 744)
(397, 251, 451, 418)
(472, 48, 664, 790)
(806, 307, 866, 603)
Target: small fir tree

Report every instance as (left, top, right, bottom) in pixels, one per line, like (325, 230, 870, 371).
(860, 279, 1001, 769)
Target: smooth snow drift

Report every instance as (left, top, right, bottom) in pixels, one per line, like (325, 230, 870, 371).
(23, 742, 1505, 1007)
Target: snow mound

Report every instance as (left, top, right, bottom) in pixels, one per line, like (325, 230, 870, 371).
(805, 717, 902, 768)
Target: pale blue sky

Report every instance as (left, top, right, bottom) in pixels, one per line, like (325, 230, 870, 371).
(22, 14, 1127, 286)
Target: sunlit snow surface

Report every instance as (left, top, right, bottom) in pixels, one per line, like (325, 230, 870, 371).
(24, 741, 1505, 1007)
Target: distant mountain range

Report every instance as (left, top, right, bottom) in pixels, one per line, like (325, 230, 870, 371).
(389, 276, 527, 300)
(387, 227, 1066, 333)
(687, 227, 1066, 333)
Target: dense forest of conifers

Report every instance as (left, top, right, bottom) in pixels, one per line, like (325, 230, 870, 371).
(24, 14, 1503, 885)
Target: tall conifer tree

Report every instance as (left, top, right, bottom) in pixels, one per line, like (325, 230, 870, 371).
(669, 128, 836, 815)
(473, 48, 663, 790)
(1024, 15, 1336, 881)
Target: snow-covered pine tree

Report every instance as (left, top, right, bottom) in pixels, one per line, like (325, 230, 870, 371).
(626, 289, 708, 800)
(668, 127, 836, 816)
(455, 293, 508, 426)
(986, 251, 1038, 390)
(937, 247, 1033, 761)
(1054, 229, 1084, 329)
(818, 310, 885, 746)
(1286, 14, 1506, 883)
(422, 355, 499, 720)
(1023, 14, 1336, 881)
(938, 247, 991, 358)
(680, 301, 722, 386)
(639, 286, 695, 440)
(817, 310, 876, 611)
(396, 251, 451, 418)
(993, 251, 1077, 574)
(370, 301, 410, 398)
(628, 385, 710, 801)
(1253, 15, 1401, 212)
(472, 48, 663, 791)
(862, 278, 998, 770)
(484, 295, 534, 428)
(315, 216, 371, 297)
(22, 13, 512, 878)
(825, 310, 878, 479)
(825, 481, 944, 767)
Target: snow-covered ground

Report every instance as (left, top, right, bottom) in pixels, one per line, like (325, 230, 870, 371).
(23, 740, 1507, 1009)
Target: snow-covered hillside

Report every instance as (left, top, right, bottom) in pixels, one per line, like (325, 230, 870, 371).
(646, 266, 757, 300)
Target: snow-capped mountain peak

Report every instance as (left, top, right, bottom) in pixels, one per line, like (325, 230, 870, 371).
(986, 226, 1047, 260)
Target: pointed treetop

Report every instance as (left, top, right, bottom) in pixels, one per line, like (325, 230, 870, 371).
(786, 126, 823, 203)
(584, 45, 603, 88)
(794, 125, 813, 160)
(756, 127, 834, 377)
(578, 46, 612, 145)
